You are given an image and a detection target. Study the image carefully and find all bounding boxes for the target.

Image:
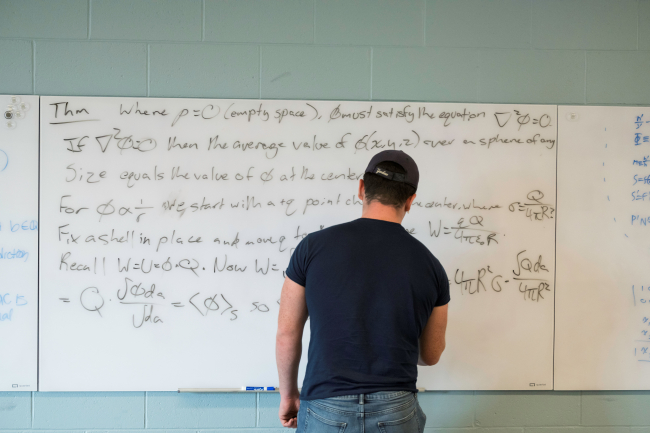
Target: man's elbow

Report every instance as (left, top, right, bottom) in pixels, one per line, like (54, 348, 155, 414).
(420, 344, 445, 366)
(276, 328, 301, 345)
(419, 355, 440, 366)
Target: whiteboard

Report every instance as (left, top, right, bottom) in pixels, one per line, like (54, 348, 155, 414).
(556, 105, 650, 390)
(0, 95, 39, 391)
(39, 96, 556, 391)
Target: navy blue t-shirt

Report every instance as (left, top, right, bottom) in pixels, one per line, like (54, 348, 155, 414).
(286, 217, 450, 400)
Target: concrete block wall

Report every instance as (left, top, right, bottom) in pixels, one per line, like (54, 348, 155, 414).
(0, 0, 649, 430)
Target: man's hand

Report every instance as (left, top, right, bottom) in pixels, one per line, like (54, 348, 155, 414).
(279, 394, 300, 428)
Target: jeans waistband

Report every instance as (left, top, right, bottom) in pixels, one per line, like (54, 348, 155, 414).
(328, 391, 414, 401)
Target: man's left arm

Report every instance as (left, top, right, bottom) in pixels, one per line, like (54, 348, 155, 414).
(276, 276, 308, 428)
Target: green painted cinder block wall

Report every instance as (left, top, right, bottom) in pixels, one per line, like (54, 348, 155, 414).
(1, 0, 649, 430)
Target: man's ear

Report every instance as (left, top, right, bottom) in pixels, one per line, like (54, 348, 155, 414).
(404, 193, 417, 213)
(358, 179, 365, 201)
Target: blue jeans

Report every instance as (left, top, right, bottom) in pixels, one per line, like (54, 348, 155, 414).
(296, 391, 426, 433)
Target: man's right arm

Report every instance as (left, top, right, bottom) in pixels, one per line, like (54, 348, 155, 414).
(418, 304, 448, 366)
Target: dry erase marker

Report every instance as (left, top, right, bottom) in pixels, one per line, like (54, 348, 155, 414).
(242, 386, 277, 391)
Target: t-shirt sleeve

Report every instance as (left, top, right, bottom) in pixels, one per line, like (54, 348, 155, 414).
(285, 236, 310, 287)
(434, 259, 450, 307)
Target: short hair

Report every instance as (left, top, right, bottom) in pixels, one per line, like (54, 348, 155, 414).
(363, 161, 416, 209)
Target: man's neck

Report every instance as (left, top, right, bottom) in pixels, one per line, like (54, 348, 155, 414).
(361, 202, 405, 224)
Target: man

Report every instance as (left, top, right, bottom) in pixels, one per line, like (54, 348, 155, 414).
(276, 150, 449, 432)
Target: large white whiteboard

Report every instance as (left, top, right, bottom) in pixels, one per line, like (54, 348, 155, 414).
(556, 105, 650, 390)
(0, 95, 39, 391)
(39, 96, 557, 391)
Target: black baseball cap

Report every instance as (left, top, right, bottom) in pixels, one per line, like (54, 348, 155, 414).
(364, 150, 419, 191)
